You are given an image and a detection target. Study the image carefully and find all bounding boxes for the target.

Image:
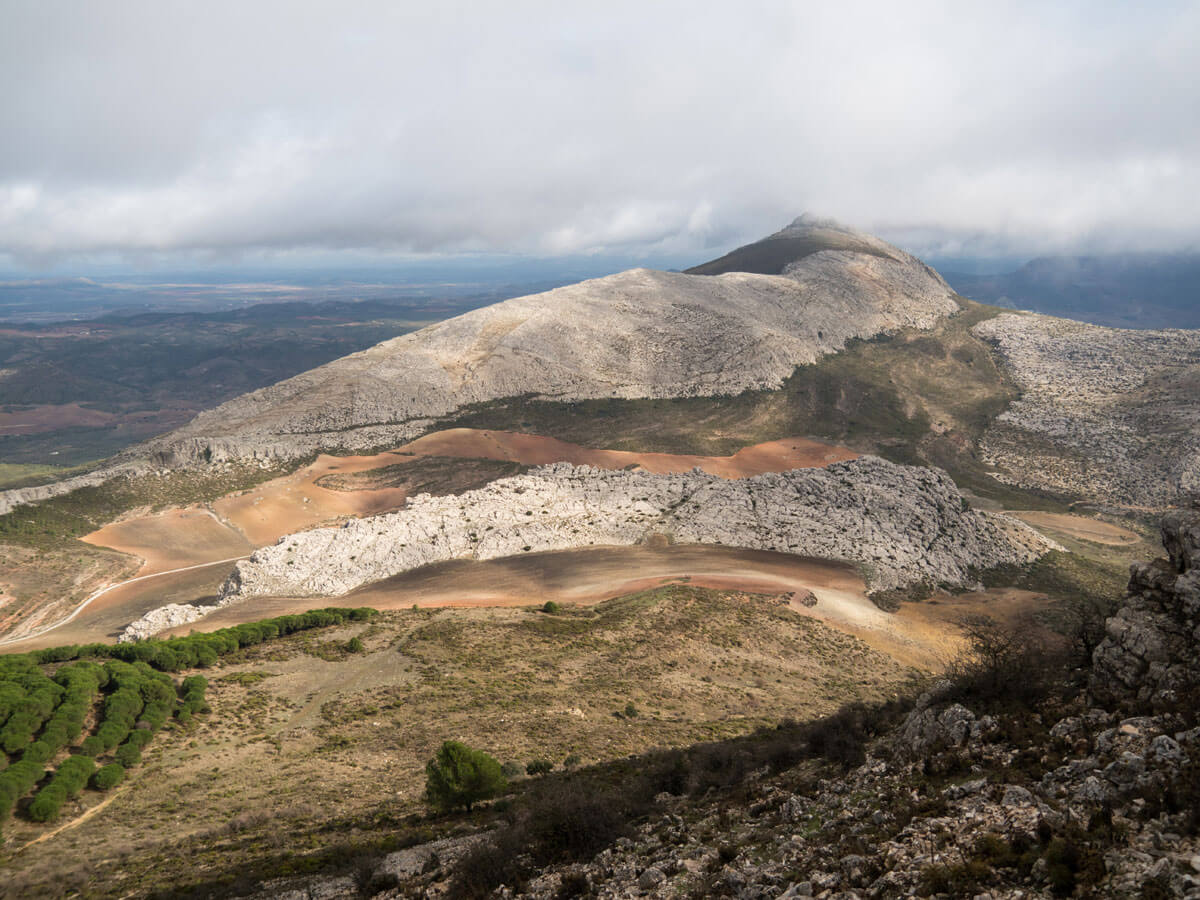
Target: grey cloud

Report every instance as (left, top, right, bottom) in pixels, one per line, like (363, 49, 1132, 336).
(2, 1, 1198, 267)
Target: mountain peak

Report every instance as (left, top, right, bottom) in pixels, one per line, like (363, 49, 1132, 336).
(684, 215, 898, 277)
(784, 212, 848, 232)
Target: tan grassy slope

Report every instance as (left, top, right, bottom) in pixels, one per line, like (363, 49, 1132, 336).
(0, 585, 916, 897)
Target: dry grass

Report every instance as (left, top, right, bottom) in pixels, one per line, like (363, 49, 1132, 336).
(0, 543, 136, 642)
(0, 585, 918, 897)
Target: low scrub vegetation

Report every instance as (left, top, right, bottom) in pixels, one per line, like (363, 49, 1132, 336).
(452, 696, 913, 896)
(13, 606, 376, 673)
(424, 741, 508, 813)
(0, 609, 375, 832)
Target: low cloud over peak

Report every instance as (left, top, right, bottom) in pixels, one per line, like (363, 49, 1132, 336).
(3, 2, 1198, 269)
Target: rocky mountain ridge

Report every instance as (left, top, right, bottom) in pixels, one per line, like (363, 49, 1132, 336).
(0, 219, 958, 516)
(144, 224, 956, 467)
(974, 313, 1200, 506)
(117, 456, 1054, 640)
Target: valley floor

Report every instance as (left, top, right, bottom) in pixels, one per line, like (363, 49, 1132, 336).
(0, 429, 861, 649)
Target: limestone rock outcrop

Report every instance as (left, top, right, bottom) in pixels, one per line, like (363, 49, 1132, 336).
(215, 456, 1049, 606)
(137, 222, 958, 467)
(974, 313, 1200, 506)
(1091, 510, 1200, 708)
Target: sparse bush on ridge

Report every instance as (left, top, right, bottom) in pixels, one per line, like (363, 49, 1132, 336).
(178, 675, 209, 716)
(943, 614, 1068, 709)
(91, 763, 124, 791)
(424, 741, 507, 813)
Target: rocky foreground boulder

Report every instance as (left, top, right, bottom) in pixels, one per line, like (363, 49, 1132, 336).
(1091, 509, 1200, 709)
(249, 516, 1200, 900)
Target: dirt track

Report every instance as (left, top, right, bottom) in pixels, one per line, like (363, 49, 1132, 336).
(158, 543, 1014, 670)
(4, 563, 233, 650)
(1008, 511, 1141, 546)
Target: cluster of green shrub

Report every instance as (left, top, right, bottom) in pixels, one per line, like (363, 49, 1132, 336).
(176, 675, 209, 726)
(22, 664, 105, 763)
(0, 659, 112, 821)
(90, 762, 124, 791)
(27, 754, 94, 822)
(0, 607, 371, 828)
(20, 660, 185, 822)
(0, 662, 65, 754)
(17, 607, 376, 672)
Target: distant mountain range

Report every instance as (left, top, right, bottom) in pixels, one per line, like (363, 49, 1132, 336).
(943, 253, 1200, 329)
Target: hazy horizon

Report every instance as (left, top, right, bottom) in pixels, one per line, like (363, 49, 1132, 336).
(3, 2, 1199, 275)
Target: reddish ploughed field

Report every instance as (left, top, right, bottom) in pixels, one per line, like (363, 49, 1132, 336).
(11, 430, 857, 649)
(83, 428, 858, 566)
(159, 543, 1054, 672)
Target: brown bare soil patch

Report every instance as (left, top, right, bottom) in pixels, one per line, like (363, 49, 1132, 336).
(890, 586, 1058, 667)
(0, 543, 135, 643)
(1009, 511, 1140, 546)
(161, 543, 975, 671)
(211, 454, 413, 547)
(393, 427, 858, 476)
(0, 402, 114, 434)
(81, 507, 252, 575)
(165, 545, 869, 629)
(313, 455, 526, 494)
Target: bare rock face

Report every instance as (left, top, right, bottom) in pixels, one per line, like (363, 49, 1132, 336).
(1092, 510, 1200, 708)
(973, 312, 1200, 506)
(137, 225, 957, 467)
(215, 456, 1048, 606)
(0, 462, 148, 516)
(118, 456, 1052, 639)
(116, 603, 209, 642)
(0, 221, 959, 517)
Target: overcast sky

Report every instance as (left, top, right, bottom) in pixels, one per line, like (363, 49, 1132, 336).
(2, 1, 1198, 271)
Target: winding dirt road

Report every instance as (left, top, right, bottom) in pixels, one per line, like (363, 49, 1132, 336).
(0, 556, 248, 649)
